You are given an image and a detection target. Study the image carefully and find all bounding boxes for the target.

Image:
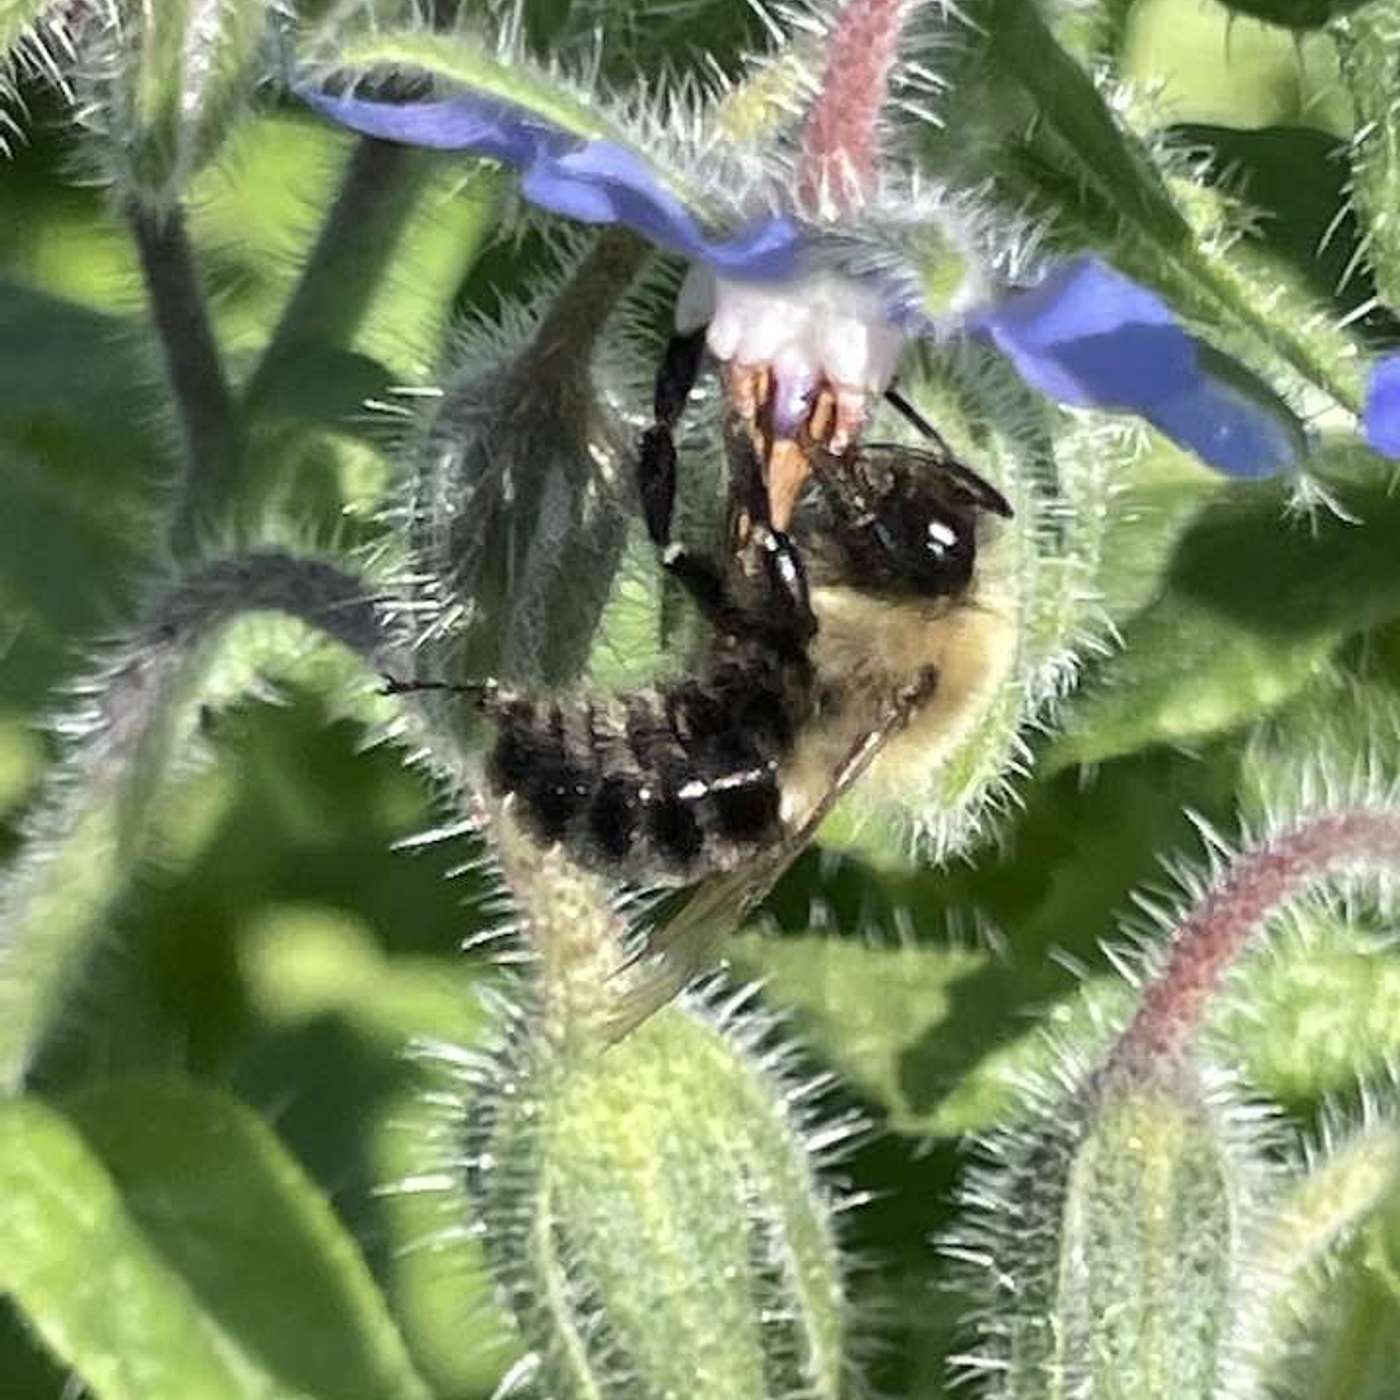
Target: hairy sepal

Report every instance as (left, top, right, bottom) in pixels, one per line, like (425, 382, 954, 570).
(463, 985, 851, 1400)
(949, 1060, 1257, 1400)
(395, 229, 647, 691)
(949, 807, 1400, 1396)
(824, 337, 1123, 867)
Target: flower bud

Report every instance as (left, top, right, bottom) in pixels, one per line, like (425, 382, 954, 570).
(404, 231, 647, 689)
(465, 994, 850, 1399)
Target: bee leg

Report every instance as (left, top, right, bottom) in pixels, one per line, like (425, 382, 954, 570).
(746, 523, 817, 650)
(660, 533, 813, 655)
(725, 411, 774, 534)
(639, 334, 814, 654)
(637, 329, 708, 550)
(379, 674, 507, 715)
(654, 327, 708, 430)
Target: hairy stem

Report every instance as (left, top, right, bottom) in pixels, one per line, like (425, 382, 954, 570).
(0, 553, 409, 1091)
(491, 811, 634, 1047)
(127, 200, 242, 556)
(1108, 808, 1400, 1080)
(518, 226, 650, 376)
(799, 0, 908, 214)
(244, 137, 431, 409)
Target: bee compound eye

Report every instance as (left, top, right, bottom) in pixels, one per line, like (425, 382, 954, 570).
(924, 514, 962, 561)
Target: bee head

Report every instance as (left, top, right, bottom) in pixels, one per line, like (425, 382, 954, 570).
(796, 443, 1012, 599)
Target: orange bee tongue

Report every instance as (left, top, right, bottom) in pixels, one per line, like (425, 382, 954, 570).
(726, 368, 876, 531)
(766, 438, 810, 532)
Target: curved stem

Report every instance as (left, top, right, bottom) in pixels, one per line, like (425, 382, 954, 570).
(1107, 808, 1400, 1081)
(0, 553, 412, 1091)
(127, 201, 242, 556)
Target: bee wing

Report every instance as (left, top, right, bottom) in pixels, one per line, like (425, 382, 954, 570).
(602, 703, 912, 1042)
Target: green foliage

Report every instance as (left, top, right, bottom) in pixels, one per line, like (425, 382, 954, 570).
(0, 1081, 432, 1399)
(4, 1, 1400, 1398)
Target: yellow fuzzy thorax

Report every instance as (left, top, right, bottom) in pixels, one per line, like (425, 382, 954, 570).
(778, 575, 1019, 827)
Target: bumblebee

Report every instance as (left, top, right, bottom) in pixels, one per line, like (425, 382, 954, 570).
(394, 332, 1014, 884)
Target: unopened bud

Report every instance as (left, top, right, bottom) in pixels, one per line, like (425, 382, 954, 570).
(466, 996, 849, 1399)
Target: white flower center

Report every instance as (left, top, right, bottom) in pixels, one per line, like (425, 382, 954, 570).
(679, 266, 906, 397)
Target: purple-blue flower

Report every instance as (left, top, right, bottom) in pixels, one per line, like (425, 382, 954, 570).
(299, 88, 806, 280)
(300, 83, 1305, 479)
(968, 259, 1304, 479)
(1364, 353, 1400, 459)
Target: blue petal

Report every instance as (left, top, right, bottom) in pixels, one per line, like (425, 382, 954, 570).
(300, 86, 806, 281)
(300, 87, 541, 163)
(969, 257, 1304, 476)
(1363, 352, 1400, 459)
(1143, 375, 1303, 480)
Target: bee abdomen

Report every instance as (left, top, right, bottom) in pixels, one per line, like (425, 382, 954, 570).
(485, 683, 786, 880)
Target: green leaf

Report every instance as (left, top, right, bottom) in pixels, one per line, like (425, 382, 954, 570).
(1051, 452, 1400, 768)
(751, 741, 1242, 1135)
(0, 451, 143, 644)
(233, 912, 518, 1397)
(0, 279, 167, 488)
(1334, 0, 1400, 317)
(729, 931, 992, 1135)
(0, 1081, 431, 1399)
(1124, 2, 1352, 133)
(1218, 910, 1400, 1110)
(1287, 1189, 1400, 1400)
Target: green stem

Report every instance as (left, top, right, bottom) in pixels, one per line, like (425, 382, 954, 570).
(1334, 0, 1400, 317)
(244, 137, 432, 411)
(127, 200, 242, 556)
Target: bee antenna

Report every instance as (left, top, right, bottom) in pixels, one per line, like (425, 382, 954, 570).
(379, 673, 498, 706)
(885, 385, 953, 455)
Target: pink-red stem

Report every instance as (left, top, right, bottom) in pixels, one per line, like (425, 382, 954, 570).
(797, 0, 909, 215)
(1108, 808, 1400, 1080)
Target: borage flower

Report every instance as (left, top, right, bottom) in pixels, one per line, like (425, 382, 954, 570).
(1363, 352, 1400, 460)
(298, 0, 1305, 492)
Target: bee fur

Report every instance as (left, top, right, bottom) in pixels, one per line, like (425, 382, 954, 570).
(396, 339, 1015, 883)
